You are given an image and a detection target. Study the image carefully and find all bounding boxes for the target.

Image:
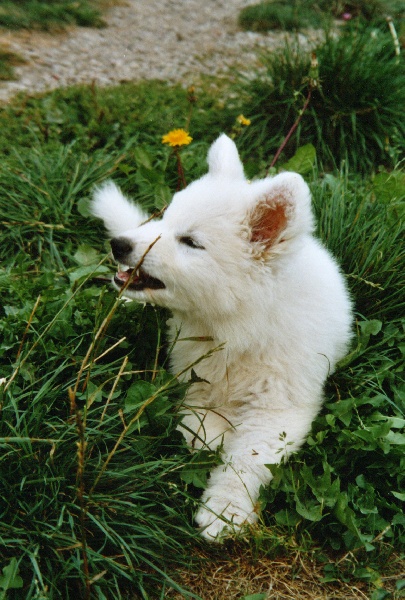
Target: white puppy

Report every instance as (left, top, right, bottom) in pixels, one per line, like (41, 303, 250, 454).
(91, 134, 352, 541)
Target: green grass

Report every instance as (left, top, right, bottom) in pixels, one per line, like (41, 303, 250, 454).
(0, 81, 232, 154)
(0, 0, 107, 31)
(0, 79, 404, 598)
(0, 48, 25, 81)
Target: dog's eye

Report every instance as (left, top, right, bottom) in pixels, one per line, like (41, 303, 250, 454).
(179, 236, 205, 250)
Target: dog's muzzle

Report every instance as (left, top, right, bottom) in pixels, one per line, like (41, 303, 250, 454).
(114, 267, 165, 291)
(110, 238, 165, 291)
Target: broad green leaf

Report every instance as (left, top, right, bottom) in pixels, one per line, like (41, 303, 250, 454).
(181, 450, 221, 489)
(320, 563, 340, 583)
(386, 431, 405, 445)
(68, 264, 110, 285)
(117, 163, 133, 176)
(392, 491, 405, 501)
(370, 589, 391, 600)
(0, 558, 23, 594)
(334, 493, 358, 534)
(274, 508, 301, 526)
(326, 398, 353, 426)
(181, 468, 208, 489)
(282, 144, 316, 175)
(295, 498, 323, 522)
(338, 320, 383, 367)
(359, 320, 383, 337)
(133, 146, 153, 170)
(369, 412, 405, 429)
(74, 244, 100, 266)
(125, 381, 156, 410)
(154, 184, 172, 209)
(78, 380, 103, 406)
(392, 513, 405, 525)
(76, 196, 92, 217)
(373, 170, 405, 205)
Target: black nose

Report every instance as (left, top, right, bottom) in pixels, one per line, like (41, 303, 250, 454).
(110, 237, 133, 261)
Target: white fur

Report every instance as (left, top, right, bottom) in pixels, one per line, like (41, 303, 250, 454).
(91, 134, 353, 541)
(91, 181, 149, 238)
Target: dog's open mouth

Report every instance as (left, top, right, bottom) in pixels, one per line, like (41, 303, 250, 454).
(114, 267, 165, 291)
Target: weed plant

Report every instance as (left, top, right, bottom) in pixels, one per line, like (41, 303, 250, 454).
(238, 30, 405, 172)
(239, 0, 405, 32)
(314, 0, 405, 30)
(238, 0, 330, 32)
(0, 81, 404, 598)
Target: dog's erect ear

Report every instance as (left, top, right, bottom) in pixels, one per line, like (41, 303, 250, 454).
(249, 172, 314, 250)
(207, 134, 245, 180)
(91, 181, 149, 237)
(250, 200, 288, 247)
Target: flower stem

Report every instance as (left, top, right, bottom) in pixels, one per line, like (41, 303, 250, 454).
(267, 88, 312, 173)
(174, 147, 187, 190)
(267, 52, 319, 173)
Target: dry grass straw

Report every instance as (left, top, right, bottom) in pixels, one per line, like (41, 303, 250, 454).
(166, 544, 405, 599)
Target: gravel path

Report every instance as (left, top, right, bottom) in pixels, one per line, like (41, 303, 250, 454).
(0, 0, 312, 103)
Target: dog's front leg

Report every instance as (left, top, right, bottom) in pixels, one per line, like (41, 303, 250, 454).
(178, 408, 234, 451)
(194, 404, 319, 541)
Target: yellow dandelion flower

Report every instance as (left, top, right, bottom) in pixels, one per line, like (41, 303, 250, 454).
(236, 114, 251, 126)
(162, 129, 193, 147)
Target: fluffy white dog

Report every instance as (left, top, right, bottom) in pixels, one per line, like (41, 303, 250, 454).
(91, 134, 353, 541)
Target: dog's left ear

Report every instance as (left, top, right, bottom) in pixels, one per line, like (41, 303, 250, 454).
(207, 134, 245, 180)
(248, 172, 314, 251)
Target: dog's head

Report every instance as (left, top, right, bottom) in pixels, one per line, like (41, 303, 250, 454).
(91, 135, 314, 318)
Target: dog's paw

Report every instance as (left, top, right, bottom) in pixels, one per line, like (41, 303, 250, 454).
(195, 495, 258, 542)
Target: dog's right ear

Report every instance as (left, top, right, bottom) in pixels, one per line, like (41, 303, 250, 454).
(207, 134, 245, 180)
(91, 181, 149, 237)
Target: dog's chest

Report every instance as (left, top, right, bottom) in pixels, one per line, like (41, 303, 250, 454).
(169, 335, 227, 385)
(169, 335, 269, 410)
